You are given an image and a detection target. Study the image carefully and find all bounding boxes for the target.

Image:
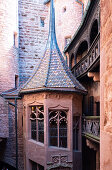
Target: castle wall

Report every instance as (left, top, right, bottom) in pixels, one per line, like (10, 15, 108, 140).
(18, 0, 49, 85)
(0, 0, 18, 92)
(0, 99, 24, 170)
(100, 0, 112, 169)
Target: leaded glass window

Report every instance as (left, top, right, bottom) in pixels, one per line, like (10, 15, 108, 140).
(30, 105, 44, 143)
(49, 110, 67, 148)
(38, 113, 44, 143)
(30, 106, 37, 140)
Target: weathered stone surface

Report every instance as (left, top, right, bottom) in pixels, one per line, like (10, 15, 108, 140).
(100, 0, 112, 169)
(0, 97, 9, 138)
(0, 0, 18, 92)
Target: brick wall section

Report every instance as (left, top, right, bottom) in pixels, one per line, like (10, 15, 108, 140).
(0, 0, 18, 93)
(18, 0, 49, 85)
(1, 99, 24, 170)
(0, 97, 9, 138)
(100, 0, 112, 169)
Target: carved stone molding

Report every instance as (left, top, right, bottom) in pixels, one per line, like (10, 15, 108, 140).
(47, 154, 72, 170)
(49, 104, 69, 111)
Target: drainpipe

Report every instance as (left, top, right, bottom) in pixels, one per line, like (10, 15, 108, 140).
(75, 0, 84, 17)
(8, 99, 18, 170)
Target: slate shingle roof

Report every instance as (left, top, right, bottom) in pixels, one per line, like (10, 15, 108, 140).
(20, 0, 87, 94)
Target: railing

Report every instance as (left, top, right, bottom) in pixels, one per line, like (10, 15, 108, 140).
(72, 33, 100, 78)
(82, 116, 100, 143)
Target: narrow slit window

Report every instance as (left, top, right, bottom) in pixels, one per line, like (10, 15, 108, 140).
(40, 17, 45, 27)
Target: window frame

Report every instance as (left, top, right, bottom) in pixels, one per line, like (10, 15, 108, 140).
(49, 109, 68, 148)
(30, 105, 44, 143)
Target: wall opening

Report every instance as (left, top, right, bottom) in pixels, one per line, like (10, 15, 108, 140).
(76, 41, 88, 64)
(90, 20, 98, 45)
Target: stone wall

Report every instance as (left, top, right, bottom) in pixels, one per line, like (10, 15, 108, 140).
(0, 97, 9, 138)
(100, 0, 112, 169)
(0, 0, 18, 92)
(18, 0, 49, 85)
(0, 99, 24, 170)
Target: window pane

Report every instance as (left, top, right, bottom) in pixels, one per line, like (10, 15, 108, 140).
(59, 120, 67, 148)
(49, 121, 58, 146)
(31, 120, 37, 140)
(38, 120, 44, 143)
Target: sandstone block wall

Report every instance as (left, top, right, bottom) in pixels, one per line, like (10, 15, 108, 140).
(0, 0, 18, 92)
(100, 0, 112, 169)
(18, 0, 49, 85)
(0, 97, 9, 138)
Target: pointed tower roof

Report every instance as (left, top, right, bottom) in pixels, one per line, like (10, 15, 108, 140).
(20, 0, 86, 94)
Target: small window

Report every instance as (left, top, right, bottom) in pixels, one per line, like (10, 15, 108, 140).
(49, 110, 67, 148)
(15, 75, 18, 88)
(40, 17, 45, 27)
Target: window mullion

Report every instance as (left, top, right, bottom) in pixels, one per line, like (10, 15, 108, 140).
(36, 108, 38, 142)
(58, 112, 60, 147)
